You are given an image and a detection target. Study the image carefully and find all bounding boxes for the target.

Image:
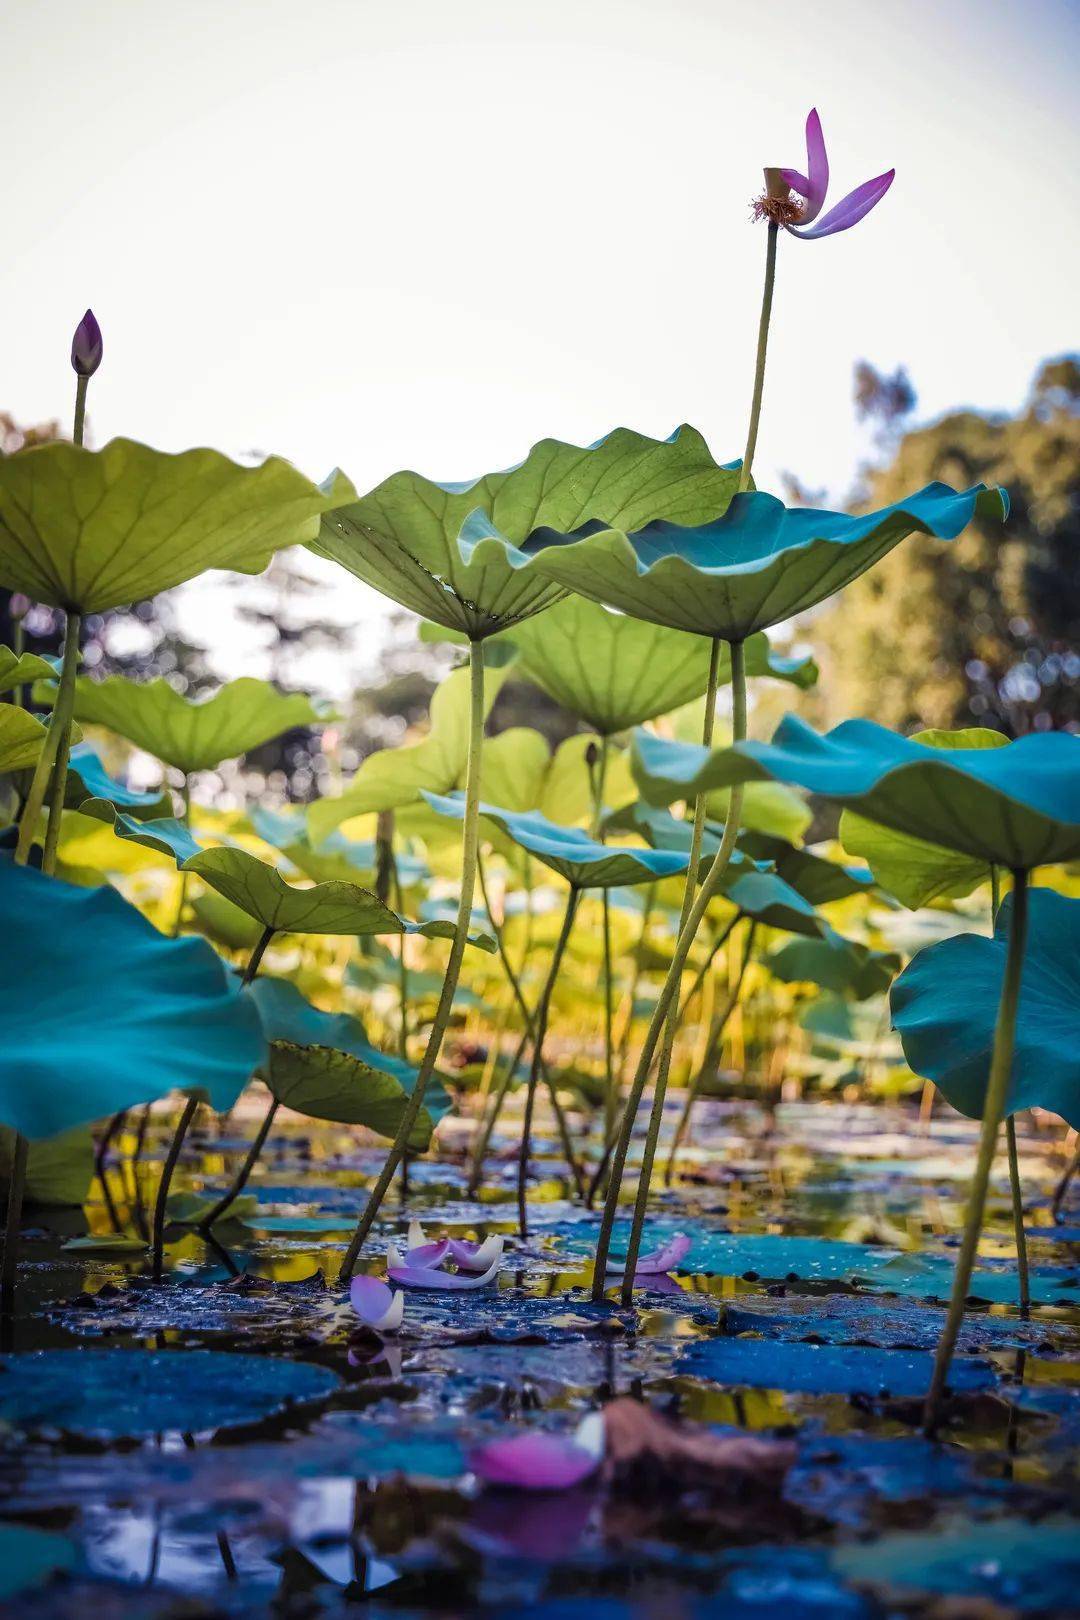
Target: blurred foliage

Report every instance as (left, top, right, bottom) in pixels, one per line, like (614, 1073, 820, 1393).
(813, 356, 1080, 735)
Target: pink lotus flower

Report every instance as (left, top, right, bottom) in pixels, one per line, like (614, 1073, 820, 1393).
(766, 108, 894, 240)
(448, 1235, 504, 1272)
(388, 1250, 502, 1291)
(349, 1273, 404, 1333)
(385, 1220, 504, 1290)
(470, 1411, 605, 1491)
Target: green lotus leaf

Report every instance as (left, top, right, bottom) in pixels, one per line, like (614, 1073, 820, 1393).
(307, 655, 513, 842)
(839, 728, 1008, 908)
(0, 860, 263, 1137)
(247, 975, 448, 1147)
(0, 646, 56, 694)
(423, 790, 691, 889)
(62, 1233, 150, 1254)
(478, 728, 635, 832)
(35, 673, 336, 773)
(0, 439, 353, 613)
(83, 805, 495, 946)
(312, 425, 741, 638)
(770, 933, 901, 997)
(0, 1125, 94, 1206)
(737, 829, 874, 906)
(630, 715, 1080, 871)
(164, 1189, 259, 1227)
(189, 889, 266, 951)
(423, 598, 817, 733)
(891, 888, 1080, 1126)
(490, 482, 1007, 639)
(0, 704, 51, 771)
(248, 805, 428, 890)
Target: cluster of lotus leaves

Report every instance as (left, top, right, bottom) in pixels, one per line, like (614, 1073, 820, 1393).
(0, 647, 70, 771)
(891, 888, 1080, 1126)
(82, 803, 495, 947)
(478, 480, 1009, 641)
(631, 716, 1080, 871)
(0, 439, 353, 613)
(312, 426, 743, 639)
(0, 860, 262, 1137)
(422, 595, 818, 735)
(35, 673, 337, 775)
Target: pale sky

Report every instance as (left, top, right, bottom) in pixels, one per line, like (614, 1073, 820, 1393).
(2, 0, 1078, 688)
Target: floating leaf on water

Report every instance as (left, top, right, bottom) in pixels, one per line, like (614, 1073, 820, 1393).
(679, 1339, 994, 1398)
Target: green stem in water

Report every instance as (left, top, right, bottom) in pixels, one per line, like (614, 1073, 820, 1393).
(197, 1098, 279, 1232)
(664, 915, 756, 1185)
(467, 1023, 530, 1195)
(0, 1134, 28, 1317)
(338, 639, 486, 1284)
(15, 611, 82, 869)
(151, 926, 273, 1278)
(1052, 1135, 1080, 1223)
(517, 887, 579, 1240)
(923, 869, 1029, 1434)
(1006, 1116, 1030, 1316)
(617, 636, 725, 1301)
(739, 222, 779, 494)
(476, 853, 583, 1196)
(592, 643, 747, 1302)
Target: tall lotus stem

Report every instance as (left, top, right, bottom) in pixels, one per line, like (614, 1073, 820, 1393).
(1052, 1137, 1080, 1223)
(616, 637, 724, 1298)
(517, 887, 579, 1240)
(196, 1098, 279, 1232)
(923, 870, 1029, 1433)
(991, 865, 1029, 1315)
(739, 221, 779, 493)
(151, 925, 274, 1279)
(592, 642, 747, 1301)
(338, 639, 486, 1283)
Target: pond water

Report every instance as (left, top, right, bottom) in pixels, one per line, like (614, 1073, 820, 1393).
(2, 1096, 1079, 1618)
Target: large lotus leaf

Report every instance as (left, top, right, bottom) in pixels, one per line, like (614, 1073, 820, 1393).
(0, 439, 352, 613)
(738, 828, 874, 905)
(423, 598, 817, 733)
(247, 976, 448, 1147)
(840, 728, 1008, 908)
(0, 645, 56, 694)
(770, 933, 901, 998)
(723, 871, 829, 937)
(0, 705, 50, 771)
(312, 425, 741, 637)
(0, 1124, 93, 1206)
(703, 780, 811, 843)
(17, 742, 172, 819)
(630, 715, 1080, 870)
(603, 801, 770, 889)
(491, 482, 1008, 639)
(478, 729, 635, 832)
(85, 805, 494, 946)
(0, 1349, 339, 1438)
(423, 791, 690, 889)
(36, 673, 335, 773)
(890, 888, 1080, 1126)
(307, 656, 512, 842)
(0, 861, 263, 1137)
(190, 889, 266, 951)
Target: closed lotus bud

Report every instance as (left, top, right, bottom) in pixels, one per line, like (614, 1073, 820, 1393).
(70, 308, 103, 377)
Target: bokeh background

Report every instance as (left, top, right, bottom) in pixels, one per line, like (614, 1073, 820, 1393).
(3, 0, 1077, 798)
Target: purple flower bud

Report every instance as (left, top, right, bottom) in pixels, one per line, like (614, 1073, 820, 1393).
(71, 309, 103, 377)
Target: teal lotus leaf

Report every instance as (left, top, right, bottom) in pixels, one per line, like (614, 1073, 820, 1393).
(630, 715, 1080, 870)
(480, 481, 1008, 639)
(0, 645, 56, 694)
(602, 800, 764, 887)
(722, 871, 830, 938)
(737, 828, 874, 905)
(0, 439, 353, 613)
(312, 426, 741, 638)
(891, 888, 1080, 1126)
(0, 861, 263, 1137)
(423, 596, 817, 733)
(21, 742, 173, 819)
(81, 805, 495, 947)
(422, 791, 691, 888)
(770, 933, 901, 998)
(247, 976, 448, 1147)
(36, 673, 336, 774)
(0, 1522, 76, 1601)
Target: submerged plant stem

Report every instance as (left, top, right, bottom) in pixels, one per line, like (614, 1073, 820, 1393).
(617, 637, 724, 1299)
(517, 887, 579, 1240)
(1006, 1116, 1030, 1315)
(923, 869, 1029, 1433)
(338, 640, 486, 1284)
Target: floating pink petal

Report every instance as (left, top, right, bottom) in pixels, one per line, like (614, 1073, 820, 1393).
(448, 1235, 504, 1272)
(470, 1413, 604, 1491)
(389, 1250, 502, 1290)
(606, 1231, 692, 1277)
(349, 1273, 404, 1332)
(387, 1236, 450, 1270)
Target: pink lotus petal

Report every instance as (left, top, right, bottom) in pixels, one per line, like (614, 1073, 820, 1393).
(408, 1238, 451, 1268)
(448, 1235, 504, 1272)
(470, 1421, 603, 1491)
(606, 1231, 692, 1277)
(790, 168, 894, 239)
(780, 107, 828, 223)
(349, 1274, 404, 1332)
(389, 1250, 502, 1290)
